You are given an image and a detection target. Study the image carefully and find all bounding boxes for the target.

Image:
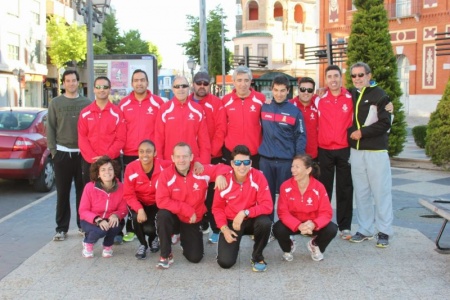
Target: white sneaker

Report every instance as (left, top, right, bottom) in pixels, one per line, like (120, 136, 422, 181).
(82, 242, 94, 258)
(282, 240, 296, 262)
(307, 239, 323, 261)
(171, 234, 180, 245)
(102, 246, 113, 258)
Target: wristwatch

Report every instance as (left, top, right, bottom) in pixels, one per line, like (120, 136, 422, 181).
(244, 209, 250, 217)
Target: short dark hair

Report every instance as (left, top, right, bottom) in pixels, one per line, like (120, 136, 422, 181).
(298, 77, 316, 90)
(271, 74, 290, 90)
(61, 70, 79, 83)
(292, 154, 320, 179)
(94, 76, 111, 87)
(231, 145, 251, 160)
(132, 69, 149, 82)
(325, 65, 342, 76)
(139, 139, 155, 149)
(90, 156, 121, 182)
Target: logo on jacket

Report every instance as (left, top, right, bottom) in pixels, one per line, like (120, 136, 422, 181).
(306, 197, 313, 206)
(250, 105, 256, 112)
(188, 113, 195, 120)
(147, 107, 154, 114)
(282, 116, 287, 123)
(309, 112, 316, 120)
(193, 183, 199, 191)
(342, 104, 349, 112)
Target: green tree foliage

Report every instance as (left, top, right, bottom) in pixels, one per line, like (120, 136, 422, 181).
(181, 6, 232, 78)
(426, 78, 450, 167)
(148, 42, 163, 69)
(101, 14, 122, 54)
(345, 0, 407, 156)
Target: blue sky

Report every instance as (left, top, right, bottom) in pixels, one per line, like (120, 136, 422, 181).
(113, 1, 236, 70)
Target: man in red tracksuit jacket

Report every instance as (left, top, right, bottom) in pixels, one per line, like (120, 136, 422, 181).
(290, 77, 319, 160)
(187, 71, 227, 243)
(212, 145, 273, 272)
(222, 66, 265, 169)
(155, 142, 230, 269)
(154, 75, 211, 164)
(78, 76, 126, 187)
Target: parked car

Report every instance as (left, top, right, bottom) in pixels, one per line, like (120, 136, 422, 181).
(0, 107, 55, 192)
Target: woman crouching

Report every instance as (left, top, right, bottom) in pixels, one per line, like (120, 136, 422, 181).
(79, 156, 127, 258)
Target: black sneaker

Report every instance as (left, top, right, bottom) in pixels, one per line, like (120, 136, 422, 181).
(149, 237, 160, 253)
(349, 232, 374, 243)
(376, 232, 389, 248)
(135, 245, 148, 259)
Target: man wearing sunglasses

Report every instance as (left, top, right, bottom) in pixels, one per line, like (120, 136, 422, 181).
(155, 75, 211, 165)
(188, 72, 227, 243)
(290, 77, 319, 160)
(212, 145, 273, 272)
(78, 76, 126, 187)
(347, 62, 393, 248)
(259, 74, 306, 222)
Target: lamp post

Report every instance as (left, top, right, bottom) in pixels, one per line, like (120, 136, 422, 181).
(76, 0, 111, 100)
(12, 68, 24, 107)
(187, 56, 196, 82)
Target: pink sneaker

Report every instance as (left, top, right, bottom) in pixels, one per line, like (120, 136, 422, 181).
(82, 242, 94, 258)
(102, 246, 113, 258)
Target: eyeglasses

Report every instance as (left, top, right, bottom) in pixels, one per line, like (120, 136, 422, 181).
(95, 85, 110, 90)
(299, 87, 314, 93)
(195, 81, 209, 86)
(173, 84, 189, 89)
(351, 73, 366, 78)
(233, 159, 251, 166)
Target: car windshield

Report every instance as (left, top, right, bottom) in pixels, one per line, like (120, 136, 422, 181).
(0, 111, 37, 130)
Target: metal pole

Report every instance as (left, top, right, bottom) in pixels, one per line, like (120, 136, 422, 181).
(86, 0, 94, 100)
(199, 0, 208, 72)
(221, 13, 226, 97)
(18, 72, 22, 107)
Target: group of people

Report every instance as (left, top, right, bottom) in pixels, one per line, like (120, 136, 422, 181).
(47, 61, 394, 272)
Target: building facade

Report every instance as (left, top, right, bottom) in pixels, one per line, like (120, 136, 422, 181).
(318, 0, 450, 116)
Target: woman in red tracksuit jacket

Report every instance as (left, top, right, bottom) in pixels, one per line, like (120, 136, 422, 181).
(79, 156, 127, 258)
(273, 154, 338, 262)
(123, 140, 171, 259)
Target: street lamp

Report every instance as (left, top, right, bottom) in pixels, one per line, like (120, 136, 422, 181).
(187, 56, 196, 82)
(76, 0, 111, 100)
(12, 68, 24, 107)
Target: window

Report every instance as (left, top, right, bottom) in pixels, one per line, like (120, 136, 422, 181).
(257, 44, 268, 57)
(31, 0, 40, 25)
(8, 33, 20, 61)
(274, 2, 283, 22)
(248, 1, 259, 21)
(243, 44, 253, 56)
(294, 5, 303, 23)
(35, 40, 42, 64)
(347, 0, 356, 11)
(7, 1, 19, 17)
(296, 43, 305, 59)
(396, 0, 411, 17)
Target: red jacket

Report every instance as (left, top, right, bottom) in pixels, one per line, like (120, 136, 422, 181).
(290, 96, 319, 159)
(222, 88, 265, 155)
(79, 180, 127, 224)
(314, 88, 353, 150)
(123, 158, 172, 212)
(277, 176, 333, 232)
(155, 99, 211, 164)
(155, 163, 231, 223)
(188, 93, 226, 158)
(118, 90, 165, 156)
(78, 101, 126, 162)
(212, 168, 273, 229)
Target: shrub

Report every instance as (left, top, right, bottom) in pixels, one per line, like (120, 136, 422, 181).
(412, 125, 427, 148)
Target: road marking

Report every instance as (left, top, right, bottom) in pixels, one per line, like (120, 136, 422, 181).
(0, 190, 56, 224)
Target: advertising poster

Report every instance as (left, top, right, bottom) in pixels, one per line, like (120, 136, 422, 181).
(110, 61, 128, 89)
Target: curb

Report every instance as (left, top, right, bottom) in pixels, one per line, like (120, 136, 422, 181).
(390, 157, 447, 171)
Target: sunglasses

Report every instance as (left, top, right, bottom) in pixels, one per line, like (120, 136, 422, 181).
(351, 73, 366, 78)
(299, 87, 314, 93)
(95, 85, 110, 90)
(195, 81, 209, 86)
(173, 84, 189, 89)
(233, 159, 251, 166)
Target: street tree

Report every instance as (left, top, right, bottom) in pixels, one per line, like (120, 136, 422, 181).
(345, 0, 407, 156)
(181, 6, 232, 78)
(101, 13, 122, 54)
(47, 16, 86, 95)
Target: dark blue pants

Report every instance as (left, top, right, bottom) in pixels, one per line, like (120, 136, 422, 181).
(81, 220, 124, 247)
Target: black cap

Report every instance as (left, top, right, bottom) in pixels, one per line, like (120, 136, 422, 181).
(193, 72, 210, 82)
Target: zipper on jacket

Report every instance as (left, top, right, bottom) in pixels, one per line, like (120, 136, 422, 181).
(355, 87, 366, 150)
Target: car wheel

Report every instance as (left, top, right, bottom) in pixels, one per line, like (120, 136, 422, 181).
(33, 156, 55, 192)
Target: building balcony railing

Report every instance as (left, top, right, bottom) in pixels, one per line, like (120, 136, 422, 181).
(384, 0, 421, 20)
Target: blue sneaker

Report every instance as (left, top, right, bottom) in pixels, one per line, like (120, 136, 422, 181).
(209, 232, 219, 244)
(114, 235, 123, 245)
(251, 259, 267, 272)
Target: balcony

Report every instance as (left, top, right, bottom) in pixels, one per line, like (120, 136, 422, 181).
(385, 0, 421, 21)
(46, 0, 75, 24)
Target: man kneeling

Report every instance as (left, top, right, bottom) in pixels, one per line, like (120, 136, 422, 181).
(212, 145, 273, 272)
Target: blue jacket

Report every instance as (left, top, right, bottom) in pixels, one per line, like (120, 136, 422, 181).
(258, 99, 306, 159)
